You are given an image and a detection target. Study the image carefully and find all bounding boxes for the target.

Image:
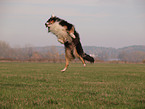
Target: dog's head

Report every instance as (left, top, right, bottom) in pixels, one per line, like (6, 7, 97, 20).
(45, 14, 58, 32)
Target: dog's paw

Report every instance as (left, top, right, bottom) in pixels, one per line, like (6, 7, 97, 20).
(61, 68, 66, 72)
(64, 38, 68, 42)
(83, 64, 86, 67)
(70, 33, 76, 39)
(58, 39, 64, 44)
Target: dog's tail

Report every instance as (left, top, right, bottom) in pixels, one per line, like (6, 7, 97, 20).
(82, 53, 94, 63)
(73, 30, 94, 63)
(75, 40, 94, 63)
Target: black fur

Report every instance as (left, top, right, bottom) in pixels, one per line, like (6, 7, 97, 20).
(46, 16, 94, 63)
(59, 20, 73, 31)
(59, 17, 94, 63)
(47, 17, 61, 22)
(82, 53, 94, 63)
(64, 34, 94, 63)
(72, 29, 94, 63)
(47, 17, 73, 31)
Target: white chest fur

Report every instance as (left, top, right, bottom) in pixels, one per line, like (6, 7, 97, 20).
(49, 22, 72, 43)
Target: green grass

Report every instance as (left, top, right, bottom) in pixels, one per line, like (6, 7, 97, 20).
(0, 62, 145, 109)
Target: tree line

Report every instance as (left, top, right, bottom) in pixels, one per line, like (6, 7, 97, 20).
(0, 40, 145, 63)
(0, 40, 65, 62)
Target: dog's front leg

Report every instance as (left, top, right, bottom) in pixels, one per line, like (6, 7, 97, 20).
(69, 26, 76, 39)
(66, 30, 76, 39)
(61, 55, 69, 72)
(58, 39, 64, 44)
(69, 33, 76, 39)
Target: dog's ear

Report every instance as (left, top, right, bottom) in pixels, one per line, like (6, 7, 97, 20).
(51, 14, 55, 18)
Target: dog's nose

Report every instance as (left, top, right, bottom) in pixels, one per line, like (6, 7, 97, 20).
(45, 23, 48, 27)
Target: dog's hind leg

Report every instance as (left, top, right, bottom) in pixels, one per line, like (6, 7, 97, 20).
(74, 48, 86, 67)
(79, 56, 86, 67)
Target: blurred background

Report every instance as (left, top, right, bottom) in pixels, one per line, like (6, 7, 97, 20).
(0, 0, 145, 62)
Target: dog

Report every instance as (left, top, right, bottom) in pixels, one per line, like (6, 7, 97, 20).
(45, 15, 94, 72)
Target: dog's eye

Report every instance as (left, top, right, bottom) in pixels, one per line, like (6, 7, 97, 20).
(50, 21, 54, 24)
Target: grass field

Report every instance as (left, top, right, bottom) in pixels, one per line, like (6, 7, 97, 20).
(0, 62, 145, 109)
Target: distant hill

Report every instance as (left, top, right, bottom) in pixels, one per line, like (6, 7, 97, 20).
(32, 45, 145, 61)
(118, 45, 145, 52)
(1, 40, 144, 62)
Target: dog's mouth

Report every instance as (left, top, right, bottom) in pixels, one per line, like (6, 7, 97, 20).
(45, 23, 50, 32)
(45, 22, 49, 27)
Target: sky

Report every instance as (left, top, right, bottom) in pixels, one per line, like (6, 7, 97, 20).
(0, 0, 145, 48)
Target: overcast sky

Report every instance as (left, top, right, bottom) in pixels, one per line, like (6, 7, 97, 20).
(0, 0, 145, 48)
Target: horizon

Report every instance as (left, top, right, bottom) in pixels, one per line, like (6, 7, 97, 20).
(7, 42, 145, 49)
(0, 0, 145, 48)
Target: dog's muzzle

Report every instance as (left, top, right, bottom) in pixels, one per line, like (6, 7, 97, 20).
(45, 22, 50, 32)
(45, 22, 49, 27)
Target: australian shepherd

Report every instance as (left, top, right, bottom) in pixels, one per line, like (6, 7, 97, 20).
(45, 15, 94, 72)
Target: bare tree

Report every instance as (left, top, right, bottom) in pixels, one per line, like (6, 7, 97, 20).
(0, 40, 12, 58)
(118, 51, 145, 63)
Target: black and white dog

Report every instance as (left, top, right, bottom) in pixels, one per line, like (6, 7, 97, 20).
(45, 15, 94, 72)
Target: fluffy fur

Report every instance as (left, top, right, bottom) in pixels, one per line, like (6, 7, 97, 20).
(47, 21, 72, 44)
(45, 15, 94, 71)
